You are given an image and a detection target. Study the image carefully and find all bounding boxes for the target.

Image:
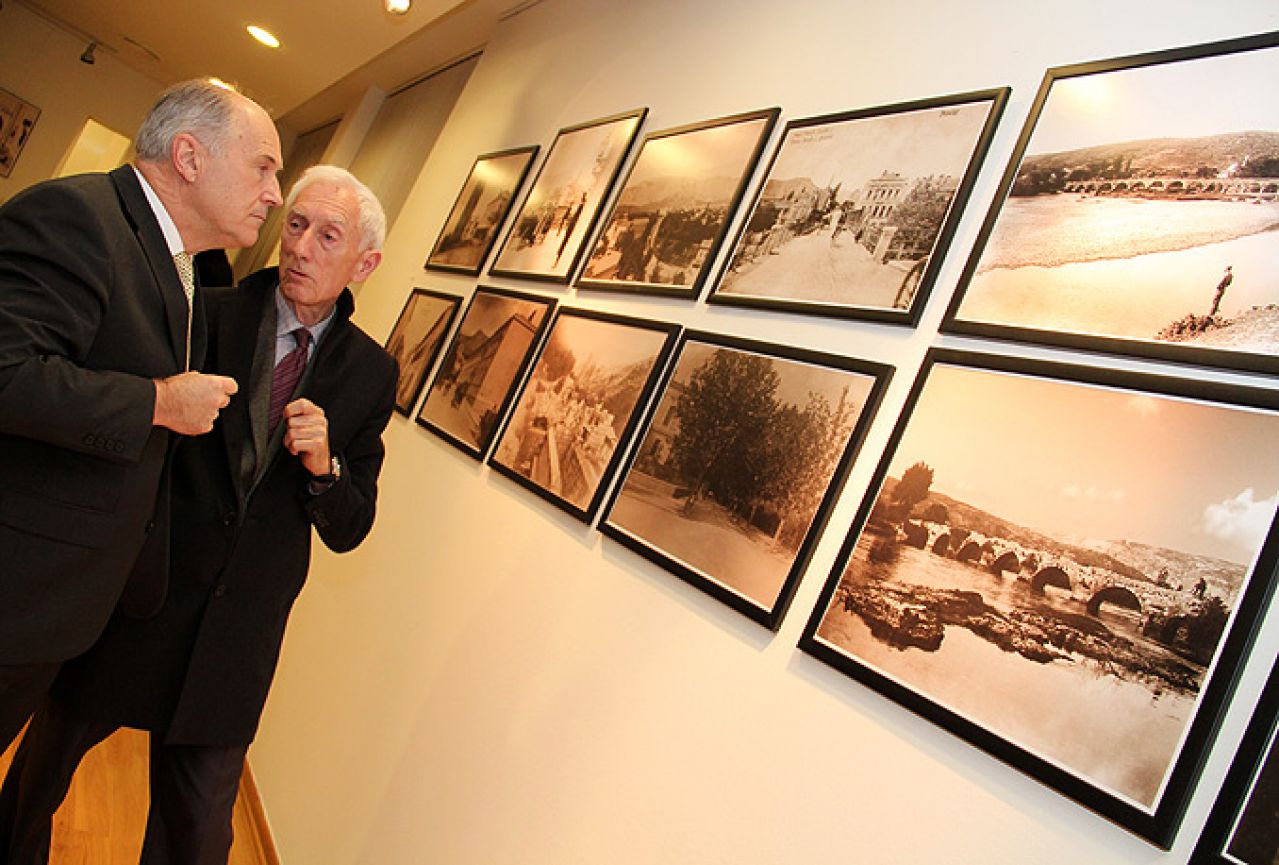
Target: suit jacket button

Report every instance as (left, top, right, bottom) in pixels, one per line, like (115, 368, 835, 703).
(144, 520, 156, 534)
(222, 512, 236, 526)
(212, 584, 227, 598)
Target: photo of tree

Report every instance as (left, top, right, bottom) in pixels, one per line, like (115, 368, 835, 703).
(384, 288, 461, 415)
(802, 348, 1279, 846)
(425, 146, 538, 275)
(602, 335, 890, 628)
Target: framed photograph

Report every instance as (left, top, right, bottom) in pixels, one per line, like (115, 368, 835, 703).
(384, 288, 462, 416)
(1190, 653, 1279, 865)
(424, 145, 538, 275)
(577, 108, 781, 298)
(415, 287, 556, 459)
(0, 87, 41, 179)
(488, 109, 647, 283)
(488, 308, 680, 522)
(800, 348, 1279, 847)
(600, 332, 892, 629)
(707, 90, 1009, 325)
(942, 31, 1279, 375)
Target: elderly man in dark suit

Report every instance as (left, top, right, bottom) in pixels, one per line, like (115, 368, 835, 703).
(0, 79, 282, 753)
(0, 165, 398, 865)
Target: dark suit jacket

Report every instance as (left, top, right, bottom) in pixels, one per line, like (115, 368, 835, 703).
(55, 269, 397, 746)
(0, 166, 200, 664)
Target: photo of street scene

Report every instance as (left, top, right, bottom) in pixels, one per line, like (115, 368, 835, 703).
(384, 289, 460, 415)
(416, 289, 553, 456)
(490, 312, 675, 518)
(579, 110, 776, 295)
(712, 96, 1000, 316)
(425, 147, 537, 274)
(810, 358, 1279, 810)
(490, 111, 644, 281)
(604, 339, 883, 621)
(952, 44, 1279, 364)
(0, 87, 40, 179)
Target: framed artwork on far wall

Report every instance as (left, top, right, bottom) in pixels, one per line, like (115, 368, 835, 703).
(800, 348, 1279, 848)
(599, 332, 892, 630)
(424, 145, 538, 275)
(942, 31, 1279, 375)
(1190, 653, 1279, 865)
(415, 286, 556, 460)
(0, 87, 41, 179)
(576, 107, 781, 299)
(488, 308, 680, 523)
(707, 89, 1009, 326)
(488, 108, 647, 284)
(383, 288, 463, 416)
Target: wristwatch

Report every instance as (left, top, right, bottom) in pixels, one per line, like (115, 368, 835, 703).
(310, 454, 342, 491)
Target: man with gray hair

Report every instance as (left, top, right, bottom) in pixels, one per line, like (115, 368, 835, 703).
(0, 79, 282, 754)
(0, 165, 398, 865)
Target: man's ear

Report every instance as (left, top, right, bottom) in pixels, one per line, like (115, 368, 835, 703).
(172, 133, 201, 182)
(352, 249, 382, 283)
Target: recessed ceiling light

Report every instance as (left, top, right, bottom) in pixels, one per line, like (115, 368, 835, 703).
(385, 0, 412, 14)
(246, 25, 280, 48)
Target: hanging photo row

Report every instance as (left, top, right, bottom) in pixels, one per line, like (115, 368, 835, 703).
(399, 26, 1279, 853)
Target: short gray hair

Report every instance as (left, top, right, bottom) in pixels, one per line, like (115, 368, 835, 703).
(135, 79, 241, 161)
(286, 165, 387, 251)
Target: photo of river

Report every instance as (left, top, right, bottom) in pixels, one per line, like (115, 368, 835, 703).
(809, 358, 1279, 810)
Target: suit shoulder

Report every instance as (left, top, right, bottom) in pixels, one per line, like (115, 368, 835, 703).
(345, 324, 398, 378)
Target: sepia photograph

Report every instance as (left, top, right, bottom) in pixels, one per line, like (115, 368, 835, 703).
(1191, 653, 1279, 865)
(709, 91, 1007, 324)
(415, 287, 555, 459)
(489, 309, 679, 521)
(384, 288, 462, 416)
(488, 109, 646, 283)
(601, 334, 890, 628)
(945, 32, 1279, 373)
(424, 145, 538, 275)
(0, 87, 40, 179)
(577, 108, 780, 298)
(801, 349, 1279, 847)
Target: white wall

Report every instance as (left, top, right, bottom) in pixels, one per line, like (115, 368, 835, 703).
(0, 3, 162, 203)
(251, 0, 1279, 862)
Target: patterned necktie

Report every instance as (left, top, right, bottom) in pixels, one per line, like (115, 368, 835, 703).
(269, 327, 312, 434)
(173, 252, 195, 370)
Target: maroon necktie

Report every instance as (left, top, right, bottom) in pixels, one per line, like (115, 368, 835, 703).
(269, 327, 311, 434)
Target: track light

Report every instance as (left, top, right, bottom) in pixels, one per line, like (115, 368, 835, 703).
(80, 41, 97, 64)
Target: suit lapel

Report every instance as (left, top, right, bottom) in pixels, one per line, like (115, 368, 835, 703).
(214, 281, 274, 501)
(109, 166, 189, 370)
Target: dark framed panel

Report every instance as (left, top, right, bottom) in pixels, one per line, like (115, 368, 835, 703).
(1191, 652, 1279, 865)
(384, 288, 463, 416)
(942, 31, 1279, 375)
(576, 108, 781, 299)
(424, 145, 539, 275)
(800, 348, 1279, 847)
(488, 308, 680, 522)
(415, 286, 556, 460)
(708, 90, 1008, 325)
(600, 331, 892, 630)
(488, 109, 647, 284)
(0, 87, 41, 179)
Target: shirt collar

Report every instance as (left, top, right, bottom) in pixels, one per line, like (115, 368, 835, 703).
(274, 286, 336, 345)
(132, 165, 185, 256)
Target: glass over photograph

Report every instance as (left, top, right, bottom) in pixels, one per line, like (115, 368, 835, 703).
(802, 349, 1279, 846)
(384, 288, 462, 415)
(946, 33, 1279, 372)
(425, 146, 538, 275)
(710, 91, 1006, 323)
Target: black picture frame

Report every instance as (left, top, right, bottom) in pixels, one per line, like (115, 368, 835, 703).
(384, 288, 463, 416)
(488, 109, 647, 284)
(415, 286, 556, 460)
(800, 347, 1279, 848)
(707, 89, 1008, 326)
(424, 145, 539, 276)
(488, 308, 680, 522)
(942, 31, 1279, 375)
(576, 107, 781, 299)
(1190, 652, 1279, 865)
(600, 331, 892, 630)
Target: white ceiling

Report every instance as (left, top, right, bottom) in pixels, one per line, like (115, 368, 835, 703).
(15, 0, 520, 131)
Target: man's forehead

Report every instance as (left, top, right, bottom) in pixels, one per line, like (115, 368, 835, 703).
(290, 189, 356, 224)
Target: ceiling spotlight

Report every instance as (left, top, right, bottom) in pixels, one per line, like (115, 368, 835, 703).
(385, 0, 412, 14)
(80, 41, 97, 64)
(246, 25, 280, 48)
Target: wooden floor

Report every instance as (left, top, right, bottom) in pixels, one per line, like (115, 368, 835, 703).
(0, 728, 274, 865)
